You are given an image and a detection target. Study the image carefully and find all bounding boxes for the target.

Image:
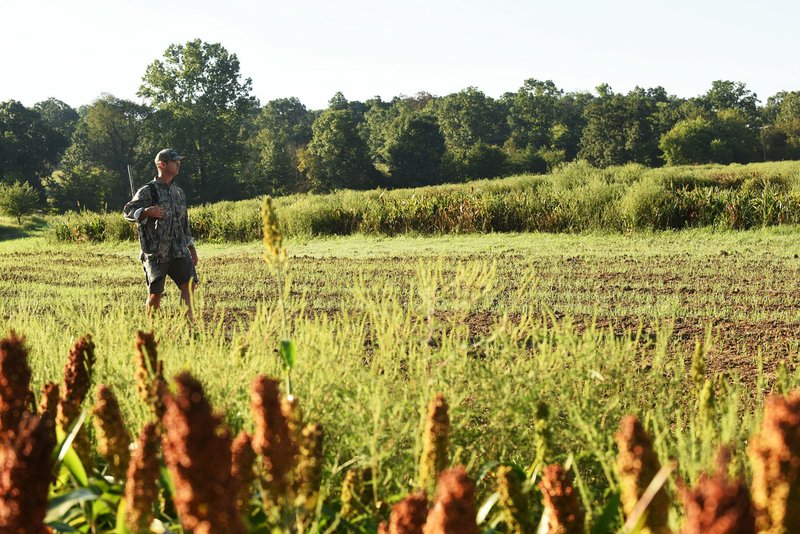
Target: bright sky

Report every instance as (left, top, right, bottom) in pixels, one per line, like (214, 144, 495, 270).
(2, 0, 797, 111)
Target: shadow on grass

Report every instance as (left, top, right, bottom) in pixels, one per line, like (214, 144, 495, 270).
(0, 216, 48, 241)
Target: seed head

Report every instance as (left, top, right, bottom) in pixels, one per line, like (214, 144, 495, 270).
(295, 423, 324, 510)
(0, 331, 32, 442)
(538, 464, 585, 534)
(680, 449, 755, 534)
(419, 393, 450, 495)
(261, 196, 287, 273)
(615, 415, 670, 534)
(749, 391, 800, 533)
(0, 412, 55, 533)
(56, 335, 95, 470)
(133, 331, 166, 417)
(92, 385, 131, 479)
(231, 431, 256, 515)
(125, 423, 160, 533)
(423, 466, 478, 534)
(496, 465, 534, 534)
(38, 382, 59, 420)
(282, 395, 303, 445)
(340, 466, 375, 520)
(161, 372, 244, 533)
(380, 491, 428, 534)
(251, 376, 297, 504)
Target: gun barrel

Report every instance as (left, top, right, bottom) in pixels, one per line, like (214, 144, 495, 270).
(127, 165, 135, 197)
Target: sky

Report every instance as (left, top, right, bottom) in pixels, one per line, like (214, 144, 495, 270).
(1, 0, 797, 111)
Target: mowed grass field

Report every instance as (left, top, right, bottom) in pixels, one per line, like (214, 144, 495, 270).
(2, 220, 800, 525)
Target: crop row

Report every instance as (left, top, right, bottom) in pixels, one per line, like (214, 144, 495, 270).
(48, 161, 800, 243)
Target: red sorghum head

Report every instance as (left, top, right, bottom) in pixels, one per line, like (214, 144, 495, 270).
(124, 422, 160, 533)
(162, 372, 244, 533)
(92, 385, 132, 479)
(423, 466, 478, 534)
(539, 464, 585, 534)
(251, 376, 297, 504)
(0, 331, 32, 442)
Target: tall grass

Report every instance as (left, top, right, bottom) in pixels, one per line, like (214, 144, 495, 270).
(48, 160, 800, 242)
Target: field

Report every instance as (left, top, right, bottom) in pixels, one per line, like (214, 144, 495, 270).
(2, 215, 800, 531)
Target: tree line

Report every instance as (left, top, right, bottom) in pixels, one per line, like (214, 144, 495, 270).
(1, 39, 799, 213)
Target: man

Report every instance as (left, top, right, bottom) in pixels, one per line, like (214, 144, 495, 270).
(123, 149, 198, 320)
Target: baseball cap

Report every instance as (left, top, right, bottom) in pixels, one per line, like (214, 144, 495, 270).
(154, 148, 186, 164)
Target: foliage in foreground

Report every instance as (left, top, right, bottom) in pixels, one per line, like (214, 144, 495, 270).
(48, 160, 800, 243)
(2, 331, 800, 533)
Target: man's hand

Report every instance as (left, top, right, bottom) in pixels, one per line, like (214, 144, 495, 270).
(142, 206, 164, 220)
(189, 246, 199, 266)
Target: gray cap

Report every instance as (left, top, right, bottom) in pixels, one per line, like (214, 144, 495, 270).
(154, 148, 186, 164)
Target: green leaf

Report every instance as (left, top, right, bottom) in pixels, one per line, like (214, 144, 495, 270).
(45, 488, 98, 523)
(476, 491, 500, 525)
(160, 466, 176, 498)
(115, 497, 131, 534)
(591, 492, 621, 534)
(60, 444, 89, 487)
(54, 410, 88, 464)
(52, 409, 89, 488)
(279, 339, 296, 369)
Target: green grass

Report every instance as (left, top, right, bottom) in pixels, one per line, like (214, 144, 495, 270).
(3, 227, 800, 530)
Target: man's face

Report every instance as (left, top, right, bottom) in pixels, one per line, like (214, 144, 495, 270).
(160, 159, 181, 176)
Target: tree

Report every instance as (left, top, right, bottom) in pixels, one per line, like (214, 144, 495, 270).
(301, 109, 376, 192)
(246, 98, 314, 195)
(762, 91, 800, 160)
(33, 98, 78, 159)
(506, 79, 563, 151)
(659, 116, 715, 165)
(433, 88, 508, 179)
(138, 39, 258, 202)
(659, 110, 758, 165)
(578, 85, 670, 167)
(434, 87, 507, 154)
(52, 94, 152, 210)
(381, 112, 445, 187)
(697, 80, 760, 126)
(0, 100, 61, 193)
(0, 181, 38, 223)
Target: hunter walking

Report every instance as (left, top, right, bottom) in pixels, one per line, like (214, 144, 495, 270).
(123, 149, 199, 320)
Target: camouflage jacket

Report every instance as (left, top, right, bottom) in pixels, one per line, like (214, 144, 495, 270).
(123, 178, 195, 264)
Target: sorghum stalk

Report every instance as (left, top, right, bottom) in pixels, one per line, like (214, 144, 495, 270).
(231, 431, 256, 516)
(680, 448, 755, 534)
(261, 196, 293, 395)
(56, 335, 95, 471)
(538, 464, 585, 534)
(496, 465, 534, 534)
(378, 491, 428, 534)
(749, 391, 800, 534)
(161, 372, 244, 534)
(0, 331, 32, 441)
(92, 385, 132, 479)
(251, 376, 297, 505)
(615, 415, 670, 534)
(124, 423, 160, 533)
(423, 466, 478, 534)
(419, 393, 450, 495)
